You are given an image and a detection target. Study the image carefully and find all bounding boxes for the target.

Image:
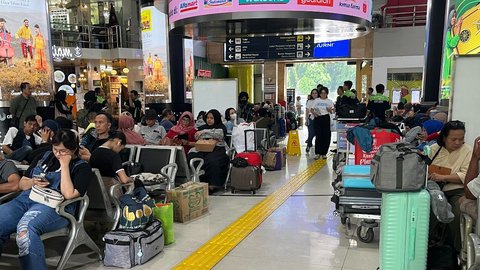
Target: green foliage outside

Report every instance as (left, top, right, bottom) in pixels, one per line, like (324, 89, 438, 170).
(286, 62, 356, 97)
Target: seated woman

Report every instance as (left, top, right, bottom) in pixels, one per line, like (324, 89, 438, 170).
(428, 120, 472, 253)
(0, 129, 93, 270)
(188, 109, 230, 193)
(90, 131, 131, 186)
(162, 112, 197, 154)
(118, 114, 146, 145)
(224, 108, 245, 134)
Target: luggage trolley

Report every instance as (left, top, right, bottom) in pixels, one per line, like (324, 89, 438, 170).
(332, 118, 364, 171)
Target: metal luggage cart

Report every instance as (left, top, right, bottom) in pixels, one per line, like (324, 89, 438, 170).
(332, 118, 364, 171)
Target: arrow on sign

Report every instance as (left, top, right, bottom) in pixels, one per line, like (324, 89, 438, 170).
(228, 54, 234, 59)
(228, 47, 234, 52)
(305, 52, 311, 57)
(305, 44, 311, 49)
(305, 36, 311, 41)
(228, 39, 234, 44)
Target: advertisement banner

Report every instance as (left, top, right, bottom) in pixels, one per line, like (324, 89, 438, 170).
(0, 0, 53, 101)
(141, 6, 171, 103)
(441, 0, 480, 100)
(184, 38, 194, 101)
(169, 0, 372, 24)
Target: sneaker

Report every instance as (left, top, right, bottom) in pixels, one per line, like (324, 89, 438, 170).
(314, 155, 321, 160)
(306, 146, 311, 153)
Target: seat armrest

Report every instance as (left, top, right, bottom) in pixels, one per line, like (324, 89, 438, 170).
(160, 163, 178, 191)
(189, 158, 204, 183)
(0, 192, 20, 204)
(56, 195, 89, 225)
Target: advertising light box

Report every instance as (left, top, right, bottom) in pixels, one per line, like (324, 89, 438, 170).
(169, 0, 372, 24)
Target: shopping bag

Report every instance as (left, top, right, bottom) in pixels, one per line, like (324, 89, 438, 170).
(232, 122, 255, 153)
(154, 203, 175, 245)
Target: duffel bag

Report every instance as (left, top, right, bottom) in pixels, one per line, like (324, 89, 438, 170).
(371, 142, 427, 192)
(104, 219, 164, 268)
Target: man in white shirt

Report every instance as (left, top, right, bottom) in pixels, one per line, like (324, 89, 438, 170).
(2, 115, 41, 162)
(140, 109, 166, 145)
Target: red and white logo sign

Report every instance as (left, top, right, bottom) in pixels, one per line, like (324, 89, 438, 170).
(179, 0, 198, 12)
(297, 0, 333, 7)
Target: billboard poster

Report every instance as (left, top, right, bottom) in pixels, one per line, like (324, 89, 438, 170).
(0, 0, 53, 101)
(184, 38, 194, 102)
(141, 6, 171, 103)
(169, 0, 372, 24)
(441, 0, 480, 100)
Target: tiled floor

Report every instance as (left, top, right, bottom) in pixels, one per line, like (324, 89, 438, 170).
(0, 129, 380, 270)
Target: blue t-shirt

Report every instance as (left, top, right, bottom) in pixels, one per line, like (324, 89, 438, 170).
(159, 119, 174, 132)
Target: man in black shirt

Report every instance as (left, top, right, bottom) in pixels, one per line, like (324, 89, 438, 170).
(125, 90, 142, 123)
(90, 131, 131, 184)
(0, 157, 21, 194)
(79, 112, 114, 162)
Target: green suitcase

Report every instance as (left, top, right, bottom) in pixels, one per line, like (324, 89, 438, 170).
(379, 190, 430, 270)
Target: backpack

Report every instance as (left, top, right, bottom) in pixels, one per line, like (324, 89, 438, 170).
(118, 180, 156, 230)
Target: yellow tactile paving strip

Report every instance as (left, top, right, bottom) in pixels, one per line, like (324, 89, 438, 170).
(173, 159, 327, 270)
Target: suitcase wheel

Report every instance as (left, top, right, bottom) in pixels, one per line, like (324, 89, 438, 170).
(356, 226, 374, 243)
(251, 190, 256, 195)
(231, 188, 236, 194)
(340, 217, 348, 225)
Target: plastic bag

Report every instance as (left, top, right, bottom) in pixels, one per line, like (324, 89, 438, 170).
(154, 203, 175, 245)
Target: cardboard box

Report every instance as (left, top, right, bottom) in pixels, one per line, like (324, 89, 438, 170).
(167, 181, 208, 223)
(269, 147, 287, 167)
(195, 140, 216, 152)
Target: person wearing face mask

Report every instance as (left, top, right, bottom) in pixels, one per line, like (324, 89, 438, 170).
(224, 108, 244, 134)
(305, 89, 319, 153)
(311, 87, 334, 159)
(237, 92, 254, 123)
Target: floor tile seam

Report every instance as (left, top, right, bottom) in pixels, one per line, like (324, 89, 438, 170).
(172, 159, 327, 270)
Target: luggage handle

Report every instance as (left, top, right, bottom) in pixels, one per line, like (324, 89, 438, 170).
(408, 207, 418, 261)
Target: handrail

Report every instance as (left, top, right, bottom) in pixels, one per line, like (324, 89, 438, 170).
(50, 23, 141, 49)
(382, 3, 428, 28)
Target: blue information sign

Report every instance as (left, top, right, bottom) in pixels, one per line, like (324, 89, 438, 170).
(313, 40, 351, 58)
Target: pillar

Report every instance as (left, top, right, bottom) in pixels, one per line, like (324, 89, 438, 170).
(277, 62, 286, 102)
(423, 0, 447, 102)
(228, 65, 254, 101)
(263, 61, 277, 103)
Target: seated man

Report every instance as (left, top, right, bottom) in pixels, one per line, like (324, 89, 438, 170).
(140, 109, 166, 145)
(0, 156, 21, 195)
(79, 112, 114, 162)
(159, 109, 175, 132)
(2, 115, 41, 162)
(89, 131, 131, 185)
(26, 119, 60, 164)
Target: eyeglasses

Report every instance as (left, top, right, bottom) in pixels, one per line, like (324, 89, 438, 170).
(53, 148, 70, 155)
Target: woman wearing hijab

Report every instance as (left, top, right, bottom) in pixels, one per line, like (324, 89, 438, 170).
(162, 111, 197, 154)
(118, 114, 146, 145)
(188, 109, 230, 193)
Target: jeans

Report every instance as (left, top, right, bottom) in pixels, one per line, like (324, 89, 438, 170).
(0, 192, 69, 270)
(306, 118, 315, 147)
(7, 145, 33, 162)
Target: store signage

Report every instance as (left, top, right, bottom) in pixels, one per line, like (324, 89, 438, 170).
(313, 39, 350, 58)
(224, 35, 314, 61)
(197, 69, 212, 77)
(239, 0, 290, 4)
(51, 45, 82, 60)
(169, 0, 372, 24)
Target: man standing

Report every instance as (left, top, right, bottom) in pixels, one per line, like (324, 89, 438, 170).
(367, 84, 391, 122)
(238, 92, 254, 122)
(140, 109, 166, 144)
(32, 25, 47, 71)
(153, 54, 163, 82)
(15, 19, 33, 66)
(125, 90, 142, 123)
(10, 82, 37, 129)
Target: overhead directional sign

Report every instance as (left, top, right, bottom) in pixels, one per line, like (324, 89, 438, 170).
(224, 35, 314, 61)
